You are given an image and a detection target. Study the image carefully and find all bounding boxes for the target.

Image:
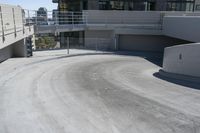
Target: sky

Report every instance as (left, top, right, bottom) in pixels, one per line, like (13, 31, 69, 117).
(0, 0, 57, 11)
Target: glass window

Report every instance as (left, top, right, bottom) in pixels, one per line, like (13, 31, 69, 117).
(167, 0, 195, 11)
(196, 4, 200, 11)
(98, 0, 152, 11)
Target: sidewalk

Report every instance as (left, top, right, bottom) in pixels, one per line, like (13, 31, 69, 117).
(33, 49, 112, 57)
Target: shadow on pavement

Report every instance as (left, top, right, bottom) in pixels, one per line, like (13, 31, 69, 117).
(153, 72, 200, 90)
(29, 50, 164, 67)
(114, 51, 163, 67)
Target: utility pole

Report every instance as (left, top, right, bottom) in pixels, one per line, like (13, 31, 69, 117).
(67, 37, 70, 54)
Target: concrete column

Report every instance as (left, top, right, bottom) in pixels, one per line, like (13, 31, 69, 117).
(12, 39, 27, 57)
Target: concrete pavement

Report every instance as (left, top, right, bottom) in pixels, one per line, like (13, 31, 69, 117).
(0, 49, 200, 133)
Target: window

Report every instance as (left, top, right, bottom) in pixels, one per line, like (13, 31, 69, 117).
(196, 4, 200, 11)
(98, 0, 155, 11)
(167, 0, 195, 11)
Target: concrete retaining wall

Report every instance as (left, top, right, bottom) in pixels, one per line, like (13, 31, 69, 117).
(0, 45, 13, 62)
(0, 4, 33, 62)
(118, 35, 190, 52)
(162, 43, 200, 78)
(84, 30, 115, 50)
(0, 39, 27, 62)
(84, 10, 162, 25)
(163, 16, 200, 42)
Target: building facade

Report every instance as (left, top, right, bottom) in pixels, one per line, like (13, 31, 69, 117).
(36, 7, 48, 25)
(54, 0, 197, 11)
(52, 0, 197, 49)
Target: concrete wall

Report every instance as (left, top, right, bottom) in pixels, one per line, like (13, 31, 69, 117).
(163, 16, 200, 42)
(84, 10, 162, 25)
(163, 43, 200, 78)
(0, 4, 34, 49)
(84, 30, 115, 50)
(0, 4, 33, 62)
(0, 45, 13, 62)
(12, 39, 27, 57)
(0, 39, 27, 62)
(84, 30, 190, 52)
(118, 35, 190, 52)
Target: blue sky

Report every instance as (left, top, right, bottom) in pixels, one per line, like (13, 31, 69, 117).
(0, 0, 57, 11)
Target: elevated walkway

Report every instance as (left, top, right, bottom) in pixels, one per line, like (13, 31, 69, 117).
(34, 10, 200, 43)
(0, 4, 34, 49)
(35, 24, 86, 34)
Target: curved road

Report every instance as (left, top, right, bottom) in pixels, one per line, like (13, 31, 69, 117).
(0, 52, 200, 133)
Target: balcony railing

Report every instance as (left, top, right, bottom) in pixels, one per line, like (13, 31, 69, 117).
(24, 10, 200, 34)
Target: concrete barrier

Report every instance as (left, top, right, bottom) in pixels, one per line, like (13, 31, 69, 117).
(0, 4, 34, 62)
(163, 16, 200, 42)
(162, 43, 200, 82)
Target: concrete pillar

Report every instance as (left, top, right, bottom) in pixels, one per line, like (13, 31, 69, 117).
(12, 39, 27, 57)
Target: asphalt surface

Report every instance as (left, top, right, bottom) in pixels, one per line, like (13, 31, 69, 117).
(0, 50, 200, 133)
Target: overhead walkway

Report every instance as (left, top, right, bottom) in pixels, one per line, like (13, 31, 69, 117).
(34, 11, 163, 35)
(35, 24, 86, 34)
(34, 10, 200, 43)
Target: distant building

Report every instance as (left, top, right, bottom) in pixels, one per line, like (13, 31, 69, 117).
(52, 9, 58, 22)
(36, 7, 48, 25)
(53, 0, 197, 12)
(37, 7, 47, 18)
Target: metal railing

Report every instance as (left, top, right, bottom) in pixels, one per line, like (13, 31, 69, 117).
(31, 10, 200, 31)
(25, 10, 87, 26)
(2, 8, 200, 37)
(0, 7, 33, 42)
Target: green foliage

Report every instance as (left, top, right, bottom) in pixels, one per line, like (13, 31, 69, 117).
(36, 36, 57, 50)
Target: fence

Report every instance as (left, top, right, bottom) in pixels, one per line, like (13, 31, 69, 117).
(25, 10, 87, 26)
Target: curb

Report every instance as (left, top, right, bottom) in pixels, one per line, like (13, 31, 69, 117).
(159, 69, 200, 84)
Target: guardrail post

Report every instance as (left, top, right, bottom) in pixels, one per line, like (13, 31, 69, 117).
(160, 12, 165, 30)
(0, 6, 5, 42)
(12, 8, 17, 37)
(67, 37, 70, 54)
(96, 38, 98, 52)
(114, 35, 117, 51)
